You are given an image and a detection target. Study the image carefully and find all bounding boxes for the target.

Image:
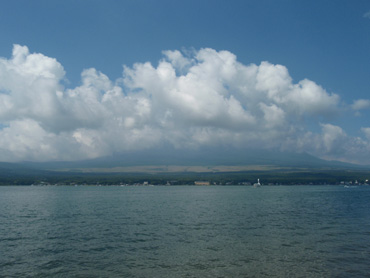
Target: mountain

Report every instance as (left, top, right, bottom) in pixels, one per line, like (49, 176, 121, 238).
(18, 147, 368, 172)
(0, 162, 47, 176)
(1, 149, 369, 185)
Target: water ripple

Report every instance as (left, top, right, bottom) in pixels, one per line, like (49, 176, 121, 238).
(1, 185, 370, 277)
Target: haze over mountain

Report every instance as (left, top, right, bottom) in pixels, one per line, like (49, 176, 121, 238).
(19, 148, 367, 173)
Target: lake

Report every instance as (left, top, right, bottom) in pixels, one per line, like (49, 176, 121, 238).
(1, 185, 370, 277)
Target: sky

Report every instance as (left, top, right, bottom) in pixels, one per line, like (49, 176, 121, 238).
(1, 0, 370, 164)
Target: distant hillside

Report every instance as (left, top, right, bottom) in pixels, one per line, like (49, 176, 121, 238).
(0, 162, 46, 176)
(19, 148, 368, 171)
(1, 152, 370, 185)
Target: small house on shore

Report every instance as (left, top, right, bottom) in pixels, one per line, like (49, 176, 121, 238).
(194, 181, 210, 186)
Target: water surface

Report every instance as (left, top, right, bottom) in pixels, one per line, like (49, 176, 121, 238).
(1, 185, 369, 277)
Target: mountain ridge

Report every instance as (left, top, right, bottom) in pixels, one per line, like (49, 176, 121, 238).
(15, 148, 369, 172)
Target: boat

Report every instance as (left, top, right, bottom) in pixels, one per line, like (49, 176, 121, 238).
(253, 179, 261, 188)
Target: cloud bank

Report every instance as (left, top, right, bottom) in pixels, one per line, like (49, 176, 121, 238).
(1, 45, 370, 164)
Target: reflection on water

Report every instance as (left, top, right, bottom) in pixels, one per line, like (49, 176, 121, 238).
(1, 185, 370, 277)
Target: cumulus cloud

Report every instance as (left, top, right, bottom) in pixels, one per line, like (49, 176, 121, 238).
(0, 44, 369, 163)
(362, 127, 370, 140)
(351, 99, 370, 110)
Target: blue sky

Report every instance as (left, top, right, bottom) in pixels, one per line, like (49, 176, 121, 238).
(2, 1, 369, 95)
(1, 0, 370, 164)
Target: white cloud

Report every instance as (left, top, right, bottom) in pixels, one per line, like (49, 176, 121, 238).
(0, 45, 369, 164)
(320, 123, 347, 153)
(351, 99, 370, 110)
(364, 11, 370, 19)
(362, 127, 370, 140)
